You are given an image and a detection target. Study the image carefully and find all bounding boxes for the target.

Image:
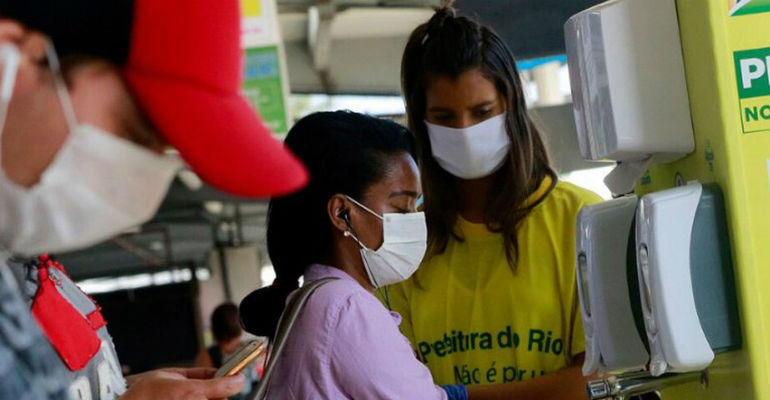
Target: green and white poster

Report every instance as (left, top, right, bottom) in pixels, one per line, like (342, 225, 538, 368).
(729, 0, 770, 16)
(243, 45, 289, 134)
(733, 46, 770, 133)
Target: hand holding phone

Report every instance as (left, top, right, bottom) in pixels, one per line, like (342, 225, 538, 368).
(214, 340, 267, 378)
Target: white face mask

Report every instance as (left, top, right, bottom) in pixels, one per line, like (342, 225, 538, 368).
(343, 195, 427, 288)
(0, 42, 181, 257)
(425, 112, 511, 179)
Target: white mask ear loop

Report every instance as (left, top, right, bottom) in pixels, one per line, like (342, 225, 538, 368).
(343, 229, 372, 251)
(45, 41, 79, 131)
(342, 230, 381, 288)
(341, 195, 386, 291)
(0, 44, 21, 167)
(344, 195, 384, 222)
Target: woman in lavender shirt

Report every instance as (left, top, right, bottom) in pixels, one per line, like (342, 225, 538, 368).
(240, 111, 467, 399)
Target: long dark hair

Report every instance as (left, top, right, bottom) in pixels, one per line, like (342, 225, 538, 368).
(401, 6, 556, 269)
(239, 111, 415, 337)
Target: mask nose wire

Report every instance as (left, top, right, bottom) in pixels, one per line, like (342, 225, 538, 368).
(45, 41, 79, 131)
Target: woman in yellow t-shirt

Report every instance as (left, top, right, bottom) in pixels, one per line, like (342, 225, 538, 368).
(387, 6, 602, 399)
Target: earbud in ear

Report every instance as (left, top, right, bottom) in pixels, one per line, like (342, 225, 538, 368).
(340, 210, 351, 224)
(343, 231, 351, 237)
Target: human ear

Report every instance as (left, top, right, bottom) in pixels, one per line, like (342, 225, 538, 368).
(327, 194, 352, 233)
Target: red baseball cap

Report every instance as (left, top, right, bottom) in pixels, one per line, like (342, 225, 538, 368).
(1, 0, 308, 198)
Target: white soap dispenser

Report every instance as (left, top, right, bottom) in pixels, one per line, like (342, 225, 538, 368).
(576, 196, 649, 375)
(636, 182, 714, 376)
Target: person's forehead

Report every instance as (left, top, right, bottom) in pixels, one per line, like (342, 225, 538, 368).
(426, 70, 498, 106)
(366, 155, 420, 195)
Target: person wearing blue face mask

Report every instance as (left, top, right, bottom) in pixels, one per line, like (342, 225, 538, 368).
(385, 4, 603, 399)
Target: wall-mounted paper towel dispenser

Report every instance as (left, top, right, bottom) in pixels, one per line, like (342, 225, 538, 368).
(564, 0, 695, 195)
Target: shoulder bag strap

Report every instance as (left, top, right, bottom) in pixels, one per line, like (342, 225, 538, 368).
(252, 277, 338, 399)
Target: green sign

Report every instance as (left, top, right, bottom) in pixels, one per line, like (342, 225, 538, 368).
(243, 46, 288, 134)
(734, 47, 770, 133)
(729, 0, 770, 16)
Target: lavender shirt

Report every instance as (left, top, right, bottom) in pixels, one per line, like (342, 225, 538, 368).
(268, 264, 447, 399)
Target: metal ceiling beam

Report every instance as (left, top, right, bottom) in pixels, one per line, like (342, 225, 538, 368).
(307, 0, 336, 92)
(110, 226, 174, 268)
(278, 0, 438, 13)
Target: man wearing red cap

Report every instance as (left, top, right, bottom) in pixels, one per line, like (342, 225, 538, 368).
(0, 0, 307, 399)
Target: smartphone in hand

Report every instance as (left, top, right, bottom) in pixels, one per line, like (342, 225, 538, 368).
(214, 340, 267, 378)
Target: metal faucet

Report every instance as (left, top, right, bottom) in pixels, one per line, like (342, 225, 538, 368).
(586, 370, 707, 400)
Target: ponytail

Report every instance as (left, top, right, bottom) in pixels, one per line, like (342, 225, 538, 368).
(239, 278, 299, 338)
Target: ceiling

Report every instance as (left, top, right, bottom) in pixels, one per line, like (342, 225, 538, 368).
(57, 180, 268, 280)
(279, 0, 604, 94)
(455, 0, 605, 60)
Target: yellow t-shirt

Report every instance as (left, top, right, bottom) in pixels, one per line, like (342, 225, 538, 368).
(384, 177, 602, 386)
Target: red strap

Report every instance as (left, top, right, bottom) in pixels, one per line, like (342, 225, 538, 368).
(32, 262, 102, 371)
(87, 309, 107, 330)
(39, 254, 104, 308)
